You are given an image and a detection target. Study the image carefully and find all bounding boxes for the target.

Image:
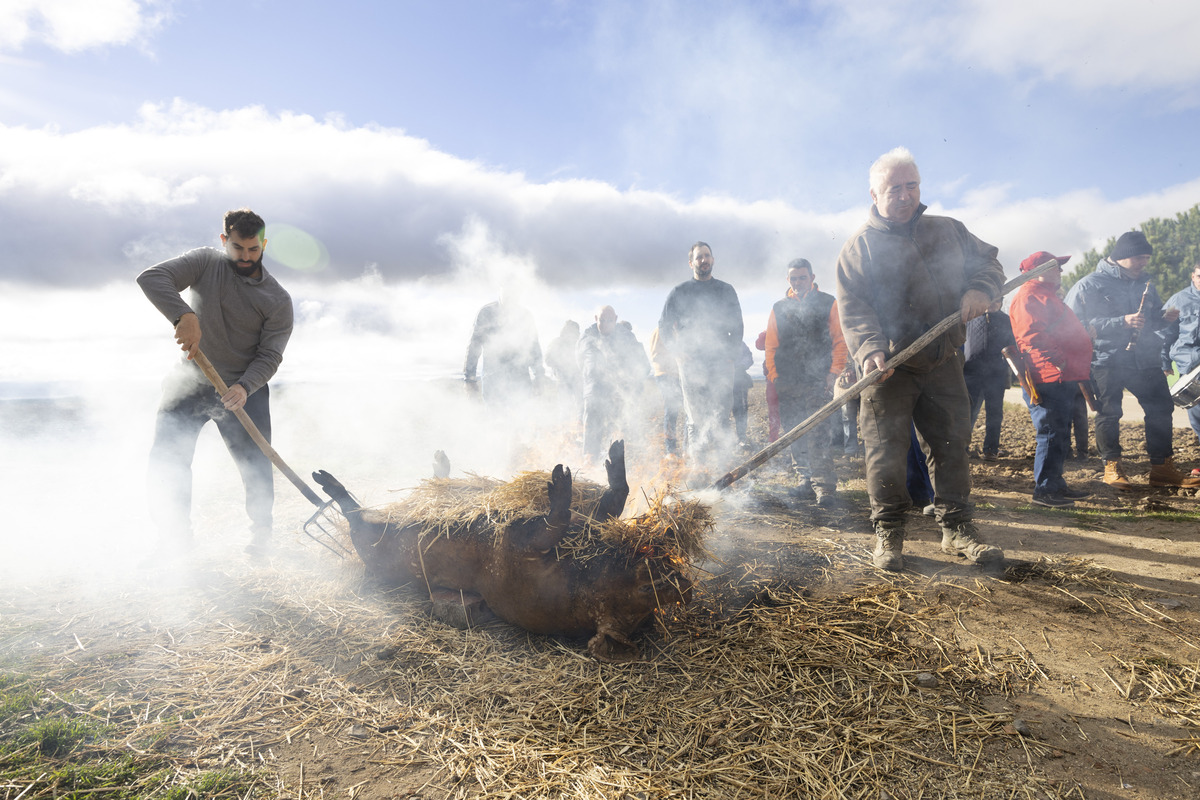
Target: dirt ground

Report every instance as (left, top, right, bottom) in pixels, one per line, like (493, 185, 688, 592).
(3, 384, 1200, 799)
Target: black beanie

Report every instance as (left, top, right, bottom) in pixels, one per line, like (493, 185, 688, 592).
(1110, 231, 1153, 261)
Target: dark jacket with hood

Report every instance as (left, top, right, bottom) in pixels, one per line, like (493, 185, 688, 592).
(1064, 258, 1170, 370)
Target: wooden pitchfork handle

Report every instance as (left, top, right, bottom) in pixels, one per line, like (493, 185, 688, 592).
(192, 349, 325, 508)
(711, 259, 1059, 491)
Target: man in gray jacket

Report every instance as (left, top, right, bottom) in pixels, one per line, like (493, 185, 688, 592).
(138, 208, 294, 557)
(836, 147, 1004, 572)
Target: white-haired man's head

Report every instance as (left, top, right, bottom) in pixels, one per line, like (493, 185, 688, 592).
(869, 147, 921, 225)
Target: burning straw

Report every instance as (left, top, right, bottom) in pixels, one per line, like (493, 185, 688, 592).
(358, 471, 712, 568)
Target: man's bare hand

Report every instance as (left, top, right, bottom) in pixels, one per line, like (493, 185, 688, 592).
(863, 351, 893, 383)
(960, 289, 991, 323)
(1123, 312, 1145, 329)
(174, 312, 201, 358)
(221, 383, 248, 411)
(1164, 307, 1181, 323)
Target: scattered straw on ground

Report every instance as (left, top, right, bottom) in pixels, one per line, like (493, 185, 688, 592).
(0, 542, 1106, 800)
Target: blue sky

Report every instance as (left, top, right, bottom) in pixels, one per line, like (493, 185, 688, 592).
(3, 0, 1200, 382)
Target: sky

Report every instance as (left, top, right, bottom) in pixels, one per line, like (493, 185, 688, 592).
(1, 0, 1199, 575)
(3, 2, 1200, 321)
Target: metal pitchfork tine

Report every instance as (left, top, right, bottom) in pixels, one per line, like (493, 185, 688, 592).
(711, 259, 1060, 491)
(192, 349, 355, 558)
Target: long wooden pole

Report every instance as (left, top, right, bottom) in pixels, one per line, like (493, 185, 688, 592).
(192, 349, 325, 507)
(710, 259, 1058, 491)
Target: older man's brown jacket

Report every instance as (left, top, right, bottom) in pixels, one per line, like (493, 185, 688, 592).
(835, 203, 1005, 374)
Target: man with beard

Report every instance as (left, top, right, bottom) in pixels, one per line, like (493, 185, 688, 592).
(138, 208, 294, 558)
(836, 147, 1005, 572)
(1065, 232, 1199, 488)
(658, 241, 744, 473)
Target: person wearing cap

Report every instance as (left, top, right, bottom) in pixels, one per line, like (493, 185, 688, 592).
(763, 258, 851, 507)
(836, 146, 1005, 572)
(1009, 252, 1095, 507)
(1064, 231, 1199, 488)
(1163, 262, 1200, 448)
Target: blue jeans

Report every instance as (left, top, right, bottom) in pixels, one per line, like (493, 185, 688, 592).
(906, 425, 934, 505)
(1024, 382, 1075, 495)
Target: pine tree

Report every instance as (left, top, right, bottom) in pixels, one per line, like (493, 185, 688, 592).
(1061, 203, 1200, 297)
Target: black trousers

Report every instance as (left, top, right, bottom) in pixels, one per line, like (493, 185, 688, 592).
(147, 374, 273, 541)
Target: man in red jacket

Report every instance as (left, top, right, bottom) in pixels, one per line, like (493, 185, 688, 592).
(1009, 251, 1095, 507)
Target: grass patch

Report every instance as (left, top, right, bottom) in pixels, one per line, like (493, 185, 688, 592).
(0, 669, 266, 799)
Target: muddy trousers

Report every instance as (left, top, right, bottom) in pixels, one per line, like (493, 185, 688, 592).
(1092, 364, 1174, 462)
(859, 356, 972, 525)
(147, 383, 273, 542)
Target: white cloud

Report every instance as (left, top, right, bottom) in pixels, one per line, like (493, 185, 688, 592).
(0, 100, 836, 290)
(1, 98, 1197, 326)
(890, 0, 1200, 94)
(0, 0, 168, 53)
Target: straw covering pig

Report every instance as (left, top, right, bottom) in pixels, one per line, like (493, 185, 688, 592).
(313, 441, 709, 662)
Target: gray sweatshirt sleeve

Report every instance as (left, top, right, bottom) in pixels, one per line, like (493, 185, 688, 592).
(138, 248, 293, 395)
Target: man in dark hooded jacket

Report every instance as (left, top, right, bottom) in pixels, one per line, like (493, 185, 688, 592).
(1065, 231, 1199, 489)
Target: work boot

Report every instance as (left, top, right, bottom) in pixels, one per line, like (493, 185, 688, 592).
(790, 477, 816, 501)
(813, 484, 837, 508)
(1148, 459, 1200, 488)
(1104, 460, 1134, 490)
(940, 521, 1003, 566)
(872, 521, 905, 572)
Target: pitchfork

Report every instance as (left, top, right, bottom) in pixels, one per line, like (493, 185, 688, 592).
(192, 349, 355, 558)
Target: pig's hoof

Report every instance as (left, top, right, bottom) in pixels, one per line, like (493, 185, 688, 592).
(588, 630, 640, 663)
(432, 450, 451, 478)
(430, 588, 493, 629)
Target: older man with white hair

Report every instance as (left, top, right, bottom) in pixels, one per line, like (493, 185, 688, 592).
(836, 147, 1005, 572)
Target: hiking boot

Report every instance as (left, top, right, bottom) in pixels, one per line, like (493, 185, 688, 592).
(1031, 492, 1075, 509)
(814, 484, 837, 508)
(872, 522, 905, 572)
(1104, 460, 1134, 490)
(940, 521, 1003, 566)
(1060, 486, 1092, 500)
(790, 478, 816, 501)
(1149, 459, 1200, 488)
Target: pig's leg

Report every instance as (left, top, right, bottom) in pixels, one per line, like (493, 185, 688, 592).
(526, 464, 573, 551)
(432, 450, 450, 478)
(587, 624, 640, 663)
(312, 470, 361, 516)
(594, 439, 629, 521)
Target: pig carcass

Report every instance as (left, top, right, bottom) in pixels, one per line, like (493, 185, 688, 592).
(313, 441, 708, 662)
